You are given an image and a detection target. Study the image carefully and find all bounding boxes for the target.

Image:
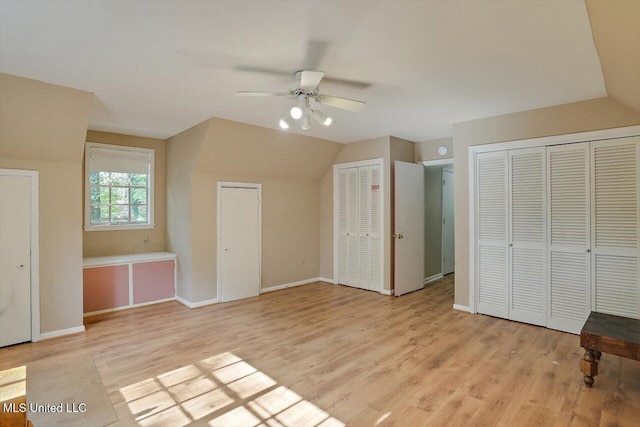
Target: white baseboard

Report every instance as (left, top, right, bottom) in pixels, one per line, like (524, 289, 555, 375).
(261, 277, 320, 293)
(39, 325, 85, 340)
(424, 273, 443, 285)
(453, 304, 470, 313)
(379, 289, 393, 296)
(176, 295, 219, 308)
(83, 297, 176, 317)
(318, 277, 334, 284)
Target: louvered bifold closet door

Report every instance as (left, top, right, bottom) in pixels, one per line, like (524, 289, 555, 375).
(547, 143, 591, 334)
(347, 167, 360, 287)
(591, 137, 640, 319)
(358, 166, 371, 289)
(476, 151, 509, 319)
(369, 165, 383, 291)
(509, 147, 547, 326)
(338, 169, 349, 285)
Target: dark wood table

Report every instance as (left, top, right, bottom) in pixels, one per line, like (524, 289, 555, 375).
(580, 311, 640, 387)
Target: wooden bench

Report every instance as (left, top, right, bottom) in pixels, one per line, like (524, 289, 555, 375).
(580, 311, 640, 387)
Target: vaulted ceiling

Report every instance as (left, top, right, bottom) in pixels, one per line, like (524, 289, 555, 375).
(0, 1, 617, 143)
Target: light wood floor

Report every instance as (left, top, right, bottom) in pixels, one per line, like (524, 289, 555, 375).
(2, 275, 639, 426)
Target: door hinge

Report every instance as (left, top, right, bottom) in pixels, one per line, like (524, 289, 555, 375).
(443, 218, 445, 224)
(443, 257, 446, 262)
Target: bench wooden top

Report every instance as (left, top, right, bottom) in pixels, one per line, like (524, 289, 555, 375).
(580, 312, 640, 360)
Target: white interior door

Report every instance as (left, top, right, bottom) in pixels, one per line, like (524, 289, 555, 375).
(547, 143, 591, 334)
(442, 169, 455, 275)
(219, 186, 260, 302)
(394, 161, 425, 296)
(0, 175, 32, 347)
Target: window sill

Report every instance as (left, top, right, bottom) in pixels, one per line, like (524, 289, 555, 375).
(84, 223, 155, 232)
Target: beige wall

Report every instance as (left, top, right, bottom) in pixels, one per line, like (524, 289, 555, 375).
(424, 166, 443, 280)
(415, 137, 454, 162)
(167, 117, 341, 303)
(166, 119, 211, 301)
(586, 0, 640, 113)
(0, 73, 92, 334)
(452, 96, 640, 307)
(83, 131, 167, 257)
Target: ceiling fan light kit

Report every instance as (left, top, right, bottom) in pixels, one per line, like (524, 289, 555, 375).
(237, 70, 366, 132)
(279, 117, 290, 129)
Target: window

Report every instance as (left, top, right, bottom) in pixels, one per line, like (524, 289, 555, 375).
(84, 142, 154, 231)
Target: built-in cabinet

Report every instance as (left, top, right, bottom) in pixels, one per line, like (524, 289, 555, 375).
(334, 159, 384, 291)
(474, 134, 640, 334)
(83, 252, 177, 315)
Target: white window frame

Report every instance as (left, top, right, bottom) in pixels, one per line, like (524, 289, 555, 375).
(84, 142, 155, 231)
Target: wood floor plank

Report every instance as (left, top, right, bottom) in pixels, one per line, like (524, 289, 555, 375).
(1, 274, 639, 426)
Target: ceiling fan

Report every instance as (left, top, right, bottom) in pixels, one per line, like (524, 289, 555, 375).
(236, 70, 366, 131)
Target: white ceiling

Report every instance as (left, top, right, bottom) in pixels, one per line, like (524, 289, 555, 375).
(0, 0, 607, 143)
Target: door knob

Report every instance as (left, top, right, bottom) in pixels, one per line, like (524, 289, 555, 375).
(17, 264, 26, 270)
(395, 234, 404, 239)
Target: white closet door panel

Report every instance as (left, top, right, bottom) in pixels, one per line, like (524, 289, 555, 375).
(477, 245, 508, 317)
(509, 147, 546, 326)
(347, 234, 360, 285)
(347, 168, 359, 235)
(510, 149, 545, 243)
(338, 234, 348, 283)
(337, 170, 348, 284)
(594, 254, 638, 318)
(476, 151, 508, 318)
(548, 251, 590, 333)
(511, 248, 546, 324)
(370, 236, 381, 290)
(338, 169, 348, 234)
(591, 137, 640, 319)
(370, 165, 383, 291)
(359, 167, 371, 235)
(547, 143, 590, 334)
(358, 167, 371, 286)
(477, 154, 508, 243)
(549, 147, 590, 247)
(592, 141, 637, 249)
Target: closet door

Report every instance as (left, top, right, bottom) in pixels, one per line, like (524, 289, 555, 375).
(476, 151, 509, 318)
(369, 164, 383, 291)
(358, 166, 371, 288)
(509, 147, 546, 326)
(337, 169, 349, 286)
(346, 167, 362, 288)
(591, 137, 640, 319)
(547, 143, 591, 333)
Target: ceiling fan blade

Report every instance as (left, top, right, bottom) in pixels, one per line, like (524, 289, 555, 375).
(302, 40, 329, 70)
(234, 65, 291, 78)
(300, 71, 325, 91)
(321, 76, 372, 90)
(236, 91, 290, 97)
(316, 95, 366, 112)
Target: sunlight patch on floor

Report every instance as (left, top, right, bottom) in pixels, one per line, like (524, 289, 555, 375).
(118, 352, 344, 427)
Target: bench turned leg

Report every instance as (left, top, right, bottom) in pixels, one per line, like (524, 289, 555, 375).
(581, 348, 598, 387)
(594, 350, 602, 361)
